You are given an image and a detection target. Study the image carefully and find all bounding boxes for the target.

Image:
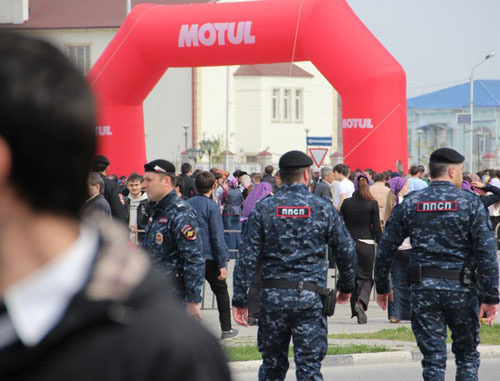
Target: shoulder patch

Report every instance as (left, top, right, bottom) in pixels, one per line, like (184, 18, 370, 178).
(416, 201, 458, 212)
(181, 224, 197, 240)
(276, 206, 311, 218)
(158, 217, 168, 225)
(175, 202, 186, 211)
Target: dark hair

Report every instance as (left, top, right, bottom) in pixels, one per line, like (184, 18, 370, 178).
(358, 177, 374, 201)
(463, 175, 472, 183)
(175, 175, 184, 194)
(373, 173, 385, 182)
(252, 173, 262, 182)
(280, 168, 306, 184)
(192, 169, 202, 179)
(195, 171, 216, 194)
(333, 164, 349, 177)
(409, 165, 419, 176)
(88, 172, 104, 194)
(264, 165, 274, 175)
(181, 162, 192, 175)
(364, 168, 374, 177)
(127, 173, 142, 183)
(429, 162, 450, 179)
(0, 32, 96, 218)
(108, 174, 118, 183)
(214, 172, 222, 180)
(91, 161, 109, 173)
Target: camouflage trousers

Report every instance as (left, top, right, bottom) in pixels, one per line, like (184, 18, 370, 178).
(257, 305, 327, 381)
(411, 289, 480, 381)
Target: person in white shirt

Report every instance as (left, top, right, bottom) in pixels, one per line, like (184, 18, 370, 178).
(408, 165, 428, 193)
(125, 173, 150, 245)
(490, 170, 500, 188)
(333, 163, 355, 209)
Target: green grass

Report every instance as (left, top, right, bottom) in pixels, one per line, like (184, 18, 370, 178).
(224, 344, 391, 362)
(329, 325, 500, 345)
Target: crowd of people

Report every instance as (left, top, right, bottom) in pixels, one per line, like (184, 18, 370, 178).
(3, 32, 498, 381)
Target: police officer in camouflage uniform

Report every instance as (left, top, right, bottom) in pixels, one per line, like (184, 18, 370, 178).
(142, 159, 205, 321)
(232, 150, 357, 381)
(375, 148, 499, 381)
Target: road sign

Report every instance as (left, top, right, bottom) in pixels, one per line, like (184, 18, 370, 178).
(456, 113, 471, 125)
(309, 148, 329, 168)
(307, 136, 332, 146)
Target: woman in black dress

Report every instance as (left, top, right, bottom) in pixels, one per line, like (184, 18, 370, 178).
(340, 174, 382, 324)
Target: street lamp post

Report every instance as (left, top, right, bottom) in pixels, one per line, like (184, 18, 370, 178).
(476, 131, 483, 172)
(304, 128, 310, 153)
(469, 52, 495, 172)
(183, 125, 189, 152)
(417, 129, 423, 165)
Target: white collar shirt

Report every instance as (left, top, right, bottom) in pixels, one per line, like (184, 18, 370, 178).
(0, 224, 98, 348)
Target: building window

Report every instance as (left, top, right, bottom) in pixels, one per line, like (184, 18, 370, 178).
(294, 89, 303, 121)
(66, 44, 91, 75)
(283, 89, 291, 121)
(272, 89, 279, 121)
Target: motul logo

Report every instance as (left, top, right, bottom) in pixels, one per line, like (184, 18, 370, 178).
(96, 126, 112, 136)
(342, 119, 373, 129)
(178, 21, 256, 48)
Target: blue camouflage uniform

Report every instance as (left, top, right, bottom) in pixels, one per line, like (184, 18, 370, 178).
(375, 180, 499, 381)
(144, 189, 205, 304)
(233, 183, 356, 381)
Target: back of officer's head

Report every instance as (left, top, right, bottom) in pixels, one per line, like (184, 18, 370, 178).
(0, 32, 96, 218)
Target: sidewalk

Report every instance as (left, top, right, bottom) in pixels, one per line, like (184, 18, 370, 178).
(200, 302, 500, 374)
(199, 260, 500, 373)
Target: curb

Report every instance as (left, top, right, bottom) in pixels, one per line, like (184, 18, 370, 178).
(229, 345, 500, 374)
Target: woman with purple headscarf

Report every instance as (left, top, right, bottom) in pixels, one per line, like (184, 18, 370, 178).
(239, 182, 273, 325)
(340, 174, 382, 324)
(384, 176, 411, 323)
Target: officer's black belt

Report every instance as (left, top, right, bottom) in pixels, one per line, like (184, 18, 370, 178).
(407, 265, 462, 285)
(262, 279, 325, 294)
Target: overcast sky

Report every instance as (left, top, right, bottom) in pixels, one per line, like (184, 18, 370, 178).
(346, 0, 500, 98)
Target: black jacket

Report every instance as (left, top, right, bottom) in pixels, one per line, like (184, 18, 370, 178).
(480, 183, 500, 208)
(101, 174, 128, 223)
(125, 194, 152, 243)
(340, 191, 382, 243)
(0, 221, 231, 381)
(180, 174, 196, 199)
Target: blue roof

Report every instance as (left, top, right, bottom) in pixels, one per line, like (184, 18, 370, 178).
(407, 80, 500, 109)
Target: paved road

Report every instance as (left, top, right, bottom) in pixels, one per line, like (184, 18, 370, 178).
(233, 358, 500, 381)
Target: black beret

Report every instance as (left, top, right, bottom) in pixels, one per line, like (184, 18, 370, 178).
(279, 150, 313, 170)
(92, 154, 110, 166)
(144, 159, 176, 174)
(429, 148, 465, 164)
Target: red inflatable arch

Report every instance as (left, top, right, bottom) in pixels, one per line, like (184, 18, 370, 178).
(88, 0, 406, 175)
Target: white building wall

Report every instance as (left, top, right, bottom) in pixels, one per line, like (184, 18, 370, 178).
(24, 29, 192, 172)
(231, 61, 336, 164)
(233, 77, 262, 155)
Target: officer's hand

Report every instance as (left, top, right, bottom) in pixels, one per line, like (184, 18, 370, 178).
(336, 291, 351, 304)
(218, 267, 227, 281)
(186, 302, 203, 321)
(479, 303, 499, 328)
(232, 307, 248, 327)
(376, 291, 394, 311)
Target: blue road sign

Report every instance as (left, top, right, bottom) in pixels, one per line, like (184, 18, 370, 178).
(307, 136, 332, 146)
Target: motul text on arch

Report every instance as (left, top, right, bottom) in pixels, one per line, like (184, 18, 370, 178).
(178, 21, 256, 47)
(342, 118, 374, 129)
